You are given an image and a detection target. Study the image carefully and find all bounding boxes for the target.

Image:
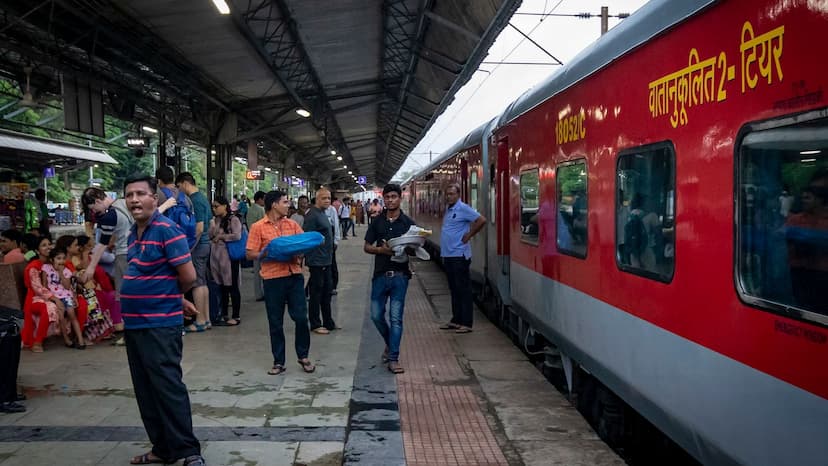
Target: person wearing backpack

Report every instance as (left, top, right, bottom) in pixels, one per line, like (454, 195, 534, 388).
(156, 167, 198, 250)
(175, 172, 212, 332)
(80, 187, 133, 297)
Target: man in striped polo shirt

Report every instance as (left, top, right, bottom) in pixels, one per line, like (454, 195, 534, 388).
(120, 174, 205, 466)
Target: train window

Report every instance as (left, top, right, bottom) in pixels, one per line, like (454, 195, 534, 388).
(556, 160, 588, 258)
(616, 143, 676, 283)
(470, 170, 478, 212)
(736, 119, 828, 324)
(520, 169, 539, 244)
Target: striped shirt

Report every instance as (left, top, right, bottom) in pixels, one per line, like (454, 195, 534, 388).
(121, 210, 192, 329)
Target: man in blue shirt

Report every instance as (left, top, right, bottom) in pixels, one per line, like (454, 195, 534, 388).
(439, 183, 486, 333)
(120, 174, 205, 466)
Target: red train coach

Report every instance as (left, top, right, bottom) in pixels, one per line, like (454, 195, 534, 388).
(404, 0, 828, 464)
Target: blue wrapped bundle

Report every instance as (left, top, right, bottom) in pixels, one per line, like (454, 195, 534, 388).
(260, 231, 325, 262)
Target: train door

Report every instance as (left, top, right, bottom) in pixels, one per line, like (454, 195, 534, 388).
(487, 136, 511, 306)
(497, 138, 511, 268)
(460, 157, 469, 199)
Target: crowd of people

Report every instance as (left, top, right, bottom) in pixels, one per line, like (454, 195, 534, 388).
(0, 170, 492, 466)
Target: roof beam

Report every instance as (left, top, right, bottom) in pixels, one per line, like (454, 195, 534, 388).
(232, 0, 360, 174)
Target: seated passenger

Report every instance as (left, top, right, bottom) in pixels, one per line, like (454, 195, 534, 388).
(21, 236, 61, 353)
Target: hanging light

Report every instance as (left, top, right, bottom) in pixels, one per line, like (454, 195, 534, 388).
(211, 0, 230, 14)
(295, 108, 311, 118)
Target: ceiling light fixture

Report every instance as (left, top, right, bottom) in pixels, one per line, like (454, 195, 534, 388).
(211, 0, 230, 14)
(142, 126, 158, 133)
(800, 150, 822, 155)
(295, 108, 311, 118)
(343, 165, 347, 169)
(330, 149, 337, 155)
(348, 171, 352, 174)
(336, 156, 342, 161)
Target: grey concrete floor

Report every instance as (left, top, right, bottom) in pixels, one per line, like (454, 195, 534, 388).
(1, 225, 375, 466)
(2, 222, 622, 466)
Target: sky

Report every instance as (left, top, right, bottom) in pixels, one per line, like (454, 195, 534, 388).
(392, 0, 649, 180)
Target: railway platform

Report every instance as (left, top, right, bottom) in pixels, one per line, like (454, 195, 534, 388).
(0, 227, 621, 465)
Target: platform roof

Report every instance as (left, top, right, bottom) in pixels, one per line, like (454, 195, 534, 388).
(0, 128, 116, 174)
(0, 0, 520, 187)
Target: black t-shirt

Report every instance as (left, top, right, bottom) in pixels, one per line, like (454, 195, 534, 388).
(364, 209, 416, 278)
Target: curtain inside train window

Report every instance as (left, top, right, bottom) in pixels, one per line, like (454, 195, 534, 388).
(737, 120, 828, 322)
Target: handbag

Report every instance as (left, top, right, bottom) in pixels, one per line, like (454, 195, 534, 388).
(81, 287, 114, 343)
(226, 221, 249, 261)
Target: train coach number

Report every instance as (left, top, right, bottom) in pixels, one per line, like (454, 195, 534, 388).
(556, 108, 586, 145)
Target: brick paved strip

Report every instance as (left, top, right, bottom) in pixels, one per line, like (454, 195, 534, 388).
(0, 425, 345, 442)
(398, 266, 510, 466)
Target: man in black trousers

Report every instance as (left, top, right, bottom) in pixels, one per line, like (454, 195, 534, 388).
(119, 174, 205, 466)
(305, 188, 337, 334)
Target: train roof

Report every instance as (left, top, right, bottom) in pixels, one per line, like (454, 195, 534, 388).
(496, 0, 717, 128)
(403, 117, 497, 185)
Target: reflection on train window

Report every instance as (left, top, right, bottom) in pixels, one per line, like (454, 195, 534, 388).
(557, 160, 588, 258)
(737, 120, 828, 322)
(616, 143, 676, 282)
(520, 169, 539, 244)
(470, 170, 478, 212)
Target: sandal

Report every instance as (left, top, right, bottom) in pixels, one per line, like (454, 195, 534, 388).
(381, 347, 389, 363)
(130, 452, 166, 464)
(267, 365, 286, 375)
(298, 359, 316, 373)
(455, 327, 473, 334)
(439, 323, 460, 330)
(388, 361, 405, 374)
(183, 455, 206, 466)
(225, 319, 239, 326)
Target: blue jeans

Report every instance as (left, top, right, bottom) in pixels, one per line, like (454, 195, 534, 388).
(370, 272, 410, 362)
(263, 274, 310, 366)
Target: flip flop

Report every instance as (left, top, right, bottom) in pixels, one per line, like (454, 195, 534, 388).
(387, 361, 405, 374)
(439, 323, 460, 330)
(298, 359, 316, 373)
(267, 365, 286, 375)
(130, 452, 166, 464)
(455, 327, 473, 334)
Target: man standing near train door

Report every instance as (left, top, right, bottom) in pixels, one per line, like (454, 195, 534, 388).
(439, 183, 486, 334)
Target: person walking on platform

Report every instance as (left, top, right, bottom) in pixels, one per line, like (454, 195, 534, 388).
(248, 191, 266, 302)
(304, 188, 337, 334)
(325, 199, 342, 294)
(119, 174, 204, 466)
(439, 183, 486, 334)
(246, 190, 315, 376)
(364, 183, 417, 374)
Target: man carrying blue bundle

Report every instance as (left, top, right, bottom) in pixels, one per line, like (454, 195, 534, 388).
(246, 190, 316, 376)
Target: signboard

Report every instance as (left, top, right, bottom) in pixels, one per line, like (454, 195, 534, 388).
(245, 170, 265, 180)
(127, 137, 150, 148)
(357, 176, 367, 185)
(43, 166, 55, 178)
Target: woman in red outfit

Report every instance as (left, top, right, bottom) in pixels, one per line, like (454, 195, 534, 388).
(21, 236, 60, 352)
